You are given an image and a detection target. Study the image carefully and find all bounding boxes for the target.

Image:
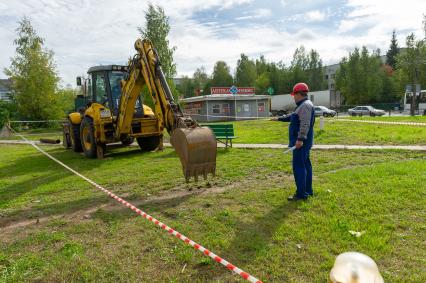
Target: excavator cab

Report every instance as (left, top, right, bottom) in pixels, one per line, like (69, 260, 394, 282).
(83, 66, 146, 118)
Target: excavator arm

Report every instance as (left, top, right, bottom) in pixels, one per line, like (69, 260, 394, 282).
(116, 39, 217, 181)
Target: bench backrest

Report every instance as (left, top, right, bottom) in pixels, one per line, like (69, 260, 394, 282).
(201, 124, 234, 137)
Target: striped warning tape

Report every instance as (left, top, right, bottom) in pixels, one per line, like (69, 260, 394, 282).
(8, 126, 263, 283)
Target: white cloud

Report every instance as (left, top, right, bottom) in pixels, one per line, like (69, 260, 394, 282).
(235, 8, 272, 20)
(339, 0, 425, 37)
(305, 10, 326, 22)
(337, 19, 359, 33)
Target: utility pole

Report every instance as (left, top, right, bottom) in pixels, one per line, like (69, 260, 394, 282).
(410, 81, 416, 116)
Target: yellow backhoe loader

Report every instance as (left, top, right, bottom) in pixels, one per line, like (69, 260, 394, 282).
(62, 39, 216, 181)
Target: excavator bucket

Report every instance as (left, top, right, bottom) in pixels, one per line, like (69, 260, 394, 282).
(170, 127, 217, 182)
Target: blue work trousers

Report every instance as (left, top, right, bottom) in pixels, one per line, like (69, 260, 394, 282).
(292, 146, 313, 199)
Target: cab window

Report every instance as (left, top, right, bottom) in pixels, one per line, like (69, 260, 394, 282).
(93, 73, 109, 107)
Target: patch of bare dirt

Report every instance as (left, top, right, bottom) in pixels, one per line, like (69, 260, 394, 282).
(0, 172, 292, 233)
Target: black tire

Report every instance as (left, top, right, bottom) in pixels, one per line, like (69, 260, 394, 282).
(136, 136, 160, 152)
(351, 113, 356, 116)
(80, 117, 97, 158)
(69, 121, 83, 152)
(121, 137, 135, 146)
(370, 112, 375, 117)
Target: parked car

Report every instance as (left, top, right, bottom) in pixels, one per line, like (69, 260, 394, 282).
(348, 106, 385, 116)
(314, 106, 337, 117)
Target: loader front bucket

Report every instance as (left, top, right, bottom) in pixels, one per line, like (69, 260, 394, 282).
(170, 127, 217, 182)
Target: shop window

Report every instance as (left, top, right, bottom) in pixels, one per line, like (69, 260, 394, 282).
(212, 104, 221, 114)
(222, 103, 230, 114)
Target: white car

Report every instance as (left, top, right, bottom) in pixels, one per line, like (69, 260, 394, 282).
(348, 106, 385, 117)
(314, 106, 336, 117)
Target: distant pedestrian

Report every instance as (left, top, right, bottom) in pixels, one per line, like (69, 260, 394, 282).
(271, 82, 315, 201)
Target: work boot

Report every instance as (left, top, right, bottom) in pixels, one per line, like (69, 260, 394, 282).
(287, 194, 307, 201)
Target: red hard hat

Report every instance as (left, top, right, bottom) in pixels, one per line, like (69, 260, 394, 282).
(291, 82, 309, 96)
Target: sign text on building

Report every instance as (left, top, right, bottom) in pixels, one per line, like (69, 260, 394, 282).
(211, 86, 255, 95)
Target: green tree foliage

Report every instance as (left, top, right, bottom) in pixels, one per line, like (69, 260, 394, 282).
(56, 88, 76, 114)
(396, 33, 426, 88)
(137, 4, 180, 103)
(255, 55, 268, 76)
(4, 17, 61, 120)
(190, 47, 326, 96)
(138, 3, 176, 79)
(289, 46, 325, 91)
(386, 30, 399, 69)
(235, 54, 256, 87)
(193, 67, 209, 96)
(211, 61, 233, 87)
(336, 46, 399, 104)
(0, 100, 17, 128)
(396, 33, 426, 114)
(255, 73, 270, 95)
(290, 46, 309, 85)
(306, 49, 326, 91)
(176, 76, 195, 98)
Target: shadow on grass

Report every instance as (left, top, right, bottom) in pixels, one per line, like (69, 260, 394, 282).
(225, 201, 297, 265)
(0, 172, 68, 209)
(191, 198, 299, 281)
(0, 194, 112, 228)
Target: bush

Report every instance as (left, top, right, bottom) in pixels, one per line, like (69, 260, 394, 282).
(0, 100, 17, 128)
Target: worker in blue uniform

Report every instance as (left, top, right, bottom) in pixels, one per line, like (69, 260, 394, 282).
(272, 82, 315, 201)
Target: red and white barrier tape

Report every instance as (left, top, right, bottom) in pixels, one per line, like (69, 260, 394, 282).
(8, 126, 263, 283)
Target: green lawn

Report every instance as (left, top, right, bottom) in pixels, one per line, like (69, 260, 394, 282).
(3, 116, 426, 145)
(343, 115, 426, 122)
(204, 118, 426, 145)
(1, 145, 425, 282)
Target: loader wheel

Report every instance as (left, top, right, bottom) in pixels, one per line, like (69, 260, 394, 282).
(69, 121, 83, 152)
(137, 136, 160, 152)
(80, 117, 97, 158)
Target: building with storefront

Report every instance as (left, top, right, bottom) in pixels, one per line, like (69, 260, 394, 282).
(180, 86, 270, 122)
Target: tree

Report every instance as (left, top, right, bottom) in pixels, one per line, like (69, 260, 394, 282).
(176, 76, 195, 98)
(288, 46, 326, 92)
(235, 54, 257, 87)
(396, 33, 426, 115)
(138, 4, 176, 79)
(289, 46, 309, 86)
(56, 87, 76, 114)
(211, 61, 233, 87)
(0, 100, 17, 128)
(193, 67, 209, 96)
(386, 30, 399, 69)
(255, 55, 268, 76)
(336, 46, 397, 105)
(306, 49, 325, 91)
(4, 17, 61, 120)
(255, 73, 270, 95)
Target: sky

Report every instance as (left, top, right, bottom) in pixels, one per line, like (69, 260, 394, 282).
(0, 0, 425, 87)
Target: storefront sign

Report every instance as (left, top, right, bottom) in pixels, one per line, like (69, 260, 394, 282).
(211, 86, 255, 95)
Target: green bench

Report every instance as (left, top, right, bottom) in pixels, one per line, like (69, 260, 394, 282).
(201, 124, 237, 148)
